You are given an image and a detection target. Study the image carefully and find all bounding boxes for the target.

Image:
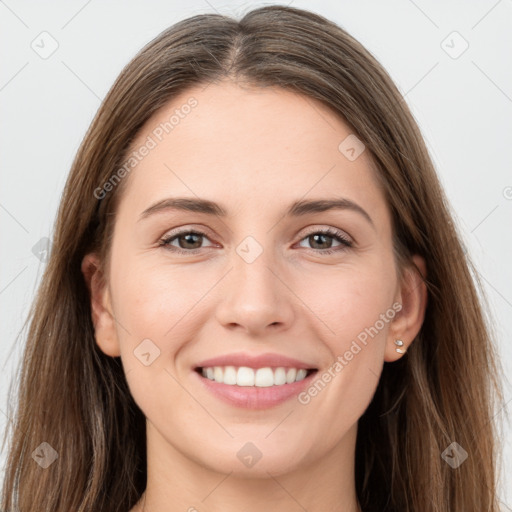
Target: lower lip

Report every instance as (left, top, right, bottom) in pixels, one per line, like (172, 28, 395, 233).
(193, 370, 317, 410)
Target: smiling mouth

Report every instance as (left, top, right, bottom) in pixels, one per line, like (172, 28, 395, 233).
(194, 366, 318, 387)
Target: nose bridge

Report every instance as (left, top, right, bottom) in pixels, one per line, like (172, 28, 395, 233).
(215, 233, 294, 333)
(232, 234, 281, 308)
(236, 240, 276, 296)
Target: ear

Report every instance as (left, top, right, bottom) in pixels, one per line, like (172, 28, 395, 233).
(384, 254, 428, 362)
(81, 252, 121, 357)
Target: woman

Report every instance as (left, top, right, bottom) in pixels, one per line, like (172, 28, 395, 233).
(1, 5, 504, 512)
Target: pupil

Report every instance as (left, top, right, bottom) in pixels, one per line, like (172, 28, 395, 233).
(181, 233, 201, 249)
(311, 234, 331, 249)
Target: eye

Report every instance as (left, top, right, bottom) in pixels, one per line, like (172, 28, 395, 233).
(159, 229, 215, 254)
(297, 227, 353, 255)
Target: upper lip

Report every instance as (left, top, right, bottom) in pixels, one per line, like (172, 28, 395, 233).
(194, 352, 317, 370)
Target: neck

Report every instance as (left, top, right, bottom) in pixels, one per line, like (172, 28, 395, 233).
(132, 421, 362, 512)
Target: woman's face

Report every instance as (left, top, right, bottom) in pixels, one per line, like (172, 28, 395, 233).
(86, 81, 425, 478)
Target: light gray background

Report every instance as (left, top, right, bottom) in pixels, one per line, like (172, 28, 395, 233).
(1, 0, 511, 506)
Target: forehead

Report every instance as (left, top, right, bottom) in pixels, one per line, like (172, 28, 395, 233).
(117, 81, 387, 222)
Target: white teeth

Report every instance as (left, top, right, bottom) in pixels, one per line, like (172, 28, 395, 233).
(223, 365, 237, 385)
(237, 366, 254, 386)
(274, 367, 287, 385)
(286, 368, 297, 384)
(213, 366, 223, 383)
(295, 369, 307, 381)
(200, 366, 313, 387)
(254, 367, 274, 387)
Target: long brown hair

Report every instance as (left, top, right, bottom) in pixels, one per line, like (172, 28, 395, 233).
(1, 5, 504, 511)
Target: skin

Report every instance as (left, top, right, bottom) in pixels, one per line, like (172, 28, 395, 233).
(82, 80, 427, 512)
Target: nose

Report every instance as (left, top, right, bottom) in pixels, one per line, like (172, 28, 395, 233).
(215, 247, 295, 336)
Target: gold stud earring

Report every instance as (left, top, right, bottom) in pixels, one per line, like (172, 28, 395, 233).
(394, 339, 406, 354)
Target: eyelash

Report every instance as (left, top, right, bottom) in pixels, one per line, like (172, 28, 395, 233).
(159, 227, 353, 256)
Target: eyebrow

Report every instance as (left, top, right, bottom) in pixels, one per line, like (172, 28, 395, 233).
(138, 196, 374, 227)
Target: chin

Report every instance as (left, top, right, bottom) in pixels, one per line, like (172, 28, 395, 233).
(194, 440, 307, 478)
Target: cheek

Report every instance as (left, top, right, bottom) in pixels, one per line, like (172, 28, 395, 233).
(111, 258, 202, 417)
(294, 258, 396, 348)
(111, 252, 209, 339)
(293, 260, 394, 416)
